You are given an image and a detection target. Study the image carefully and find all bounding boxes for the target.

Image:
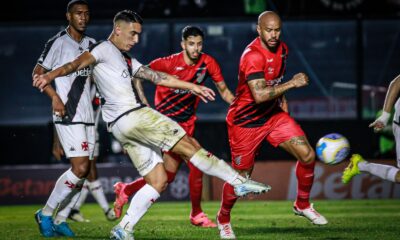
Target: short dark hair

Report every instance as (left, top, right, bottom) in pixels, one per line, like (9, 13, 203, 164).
(67, 0, 89, 12)
(113, 10, 143, 25)
(182, 26, 204, 40)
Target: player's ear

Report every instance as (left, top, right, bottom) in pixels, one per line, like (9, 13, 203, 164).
(180, 40, 185, 50)
(256, 24, 261, 35)
(66, 12, 71, 22)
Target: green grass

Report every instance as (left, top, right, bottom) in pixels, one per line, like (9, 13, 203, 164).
(1, 200, 399, 239)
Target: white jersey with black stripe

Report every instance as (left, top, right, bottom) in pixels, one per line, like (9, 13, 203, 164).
(394, 98, 400, 124)
(89, 41, 143, 123)
(38, 29, 96, 124)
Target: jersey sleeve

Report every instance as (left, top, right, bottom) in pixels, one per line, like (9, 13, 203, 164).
(130, 58, 143, 75)
(207, 56, 224, 83)
(149, 57, 169, 72)
(37, 38, 61, 71)
(89, 41, 107, 63)
(241, 50, 265, 81)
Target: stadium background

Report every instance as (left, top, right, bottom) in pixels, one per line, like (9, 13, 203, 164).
(1, 0, 400, 204)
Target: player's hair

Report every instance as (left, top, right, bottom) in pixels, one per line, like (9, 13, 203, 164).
(66, 0, 89, 12)
(182, 26, 204, 40)
(113, 10, 143, 25)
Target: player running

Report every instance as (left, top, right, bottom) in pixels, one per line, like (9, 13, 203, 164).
(216, 11, 327, 239)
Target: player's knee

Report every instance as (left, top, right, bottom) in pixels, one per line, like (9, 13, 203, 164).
(172, 135, 201, 160)
(151, 175, 168, 192)
(71, 161, 90, 178)
(299, 148, 315, 164)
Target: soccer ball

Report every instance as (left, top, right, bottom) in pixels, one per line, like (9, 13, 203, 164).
(316, 133, 350, 165)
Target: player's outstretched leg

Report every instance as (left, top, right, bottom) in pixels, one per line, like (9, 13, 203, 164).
(342, 154, 365, 184)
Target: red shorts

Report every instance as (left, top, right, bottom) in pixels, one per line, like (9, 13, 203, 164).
(228, 111, 305, 170)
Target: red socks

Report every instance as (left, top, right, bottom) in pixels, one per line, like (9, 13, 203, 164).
(295, 160, 315, 210)
(217, 182, 238, 224)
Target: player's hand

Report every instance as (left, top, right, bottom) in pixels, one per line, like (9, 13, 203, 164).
(291, 73, 309, 88)
(369, 120, 385, 133)
(191, 85, 215, 103)
(369, 111, 390, 133)
(52, 141, 64, 161)
(52, 95, 66, 118)
(33, 73, 51, 92)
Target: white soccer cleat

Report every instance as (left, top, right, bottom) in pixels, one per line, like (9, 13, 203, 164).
(110, 225, 135, 240)
(293, 203, 328, 225)
(217, 218, 236, 239)
(233, 178, 271, 197)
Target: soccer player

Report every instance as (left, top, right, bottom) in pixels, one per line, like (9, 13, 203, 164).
(215, 11, 327, 239)
(52, 86, 117, 223)
(32, 10, 271, 240)
(113, 25, 235, 228)
(32, 0, 98, 237)
(342, 74, 400, 184)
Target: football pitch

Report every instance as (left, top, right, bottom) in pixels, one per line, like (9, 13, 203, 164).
(1, 199, 399, 240)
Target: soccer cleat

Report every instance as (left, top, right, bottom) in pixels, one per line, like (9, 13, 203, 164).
(113, 182, 129, 219)
(53, 222, 75, 237)
(216, 217, 236, 239)
(68, 209, 90, 222)
(233, 178, 271, 197)
(110, 225, 135, 240)
(342, 154, 365, 184)
(293, 203, 328, 225)
(190, 212, 217, 228)
(106, 208, 117, 221)
(34, 209, 55, 237)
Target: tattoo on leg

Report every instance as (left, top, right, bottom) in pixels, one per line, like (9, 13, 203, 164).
(289, 136, 306, 145)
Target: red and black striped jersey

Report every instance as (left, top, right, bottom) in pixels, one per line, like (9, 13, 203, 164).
(150, 52, 224, 123)
(227, 37, 288, 128)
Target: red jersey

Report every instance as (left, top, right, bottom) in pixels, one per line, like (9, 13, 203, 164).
(150, 52, 224, 123)
(227, 37, 288, 128)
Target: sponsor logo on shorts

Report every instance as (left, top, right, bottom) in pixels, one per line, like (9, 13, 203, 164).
(173, 129, 179, 135)
(69, 146, 75, 152)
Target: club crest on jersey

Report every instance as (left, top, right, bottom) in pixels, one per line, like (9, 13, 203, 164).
(268, 67, 274, 75)
(234, 155, 241, 165)
(175, 66, 185, 71)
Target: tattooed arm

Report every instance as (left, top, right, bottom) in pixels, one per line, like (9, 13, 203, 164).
(247, 72, 309, 104)
(132, 77, 150, 106)
(134, 65, 216, 103)
(214, 81, 235, 104)
(33, 52, 96, 91)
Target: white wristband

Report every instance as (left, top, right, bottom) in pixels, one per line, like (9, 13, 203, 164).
(377, 111, 391, 126)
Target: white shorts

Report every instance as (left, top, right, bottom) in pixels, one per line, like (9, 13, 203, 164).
(55, 124, 95, 160)
(94, 128, 100, 158)
(393, 123, 400, 168)
(111, 107, 186, 176)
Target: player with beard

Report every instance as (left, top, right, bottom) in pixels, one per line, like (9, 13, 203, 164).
(215, 11, 328, 239)
(113, 26, 235, 228)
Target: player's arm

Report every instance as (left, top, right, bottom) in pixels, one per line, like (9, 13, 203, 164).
(33, 51, 96, 91)
(132, 77, 150, 106)
(134, 65, 215, 103)
(369, 74, 400, 131)
(247, 73, 308, 104)
(32, 64, 66, 117)
(214, 81, 235, 104)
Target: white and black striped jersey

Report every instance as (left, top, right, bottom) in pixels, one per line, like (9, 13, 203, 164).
(89, 40, 144, 123)
(394, 98, 400, 124)
(37, 29, 96, 124)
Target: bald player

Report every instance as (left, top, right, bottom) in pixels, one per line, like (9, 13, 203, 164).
(215, 11, 327, 239)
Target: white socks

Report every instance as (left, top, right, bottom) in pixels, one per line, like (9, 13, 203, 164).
(73, 181, 89, 210)
(189, 149, 246, 185)
(88, 179, 110, 212)
(42, 169, 82, 216)
(55, 191, 81, 224)
(358, 161, 399, 182)
(119, 184, 160, 231)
